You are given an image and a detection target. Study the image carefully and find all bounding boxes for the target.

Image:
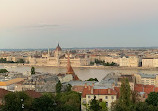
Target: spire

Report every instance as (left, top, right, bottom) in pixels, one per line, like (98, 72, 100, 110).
(66, 53, 80, 81)
(66, 53, 75, 74)
(48, 48, 50, 57)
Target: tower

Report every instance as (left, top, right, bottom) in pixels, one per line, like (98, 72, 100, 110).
(66, 53, 80, 81)
(48, 48, 50, 57)
(54, 43, 62, 58)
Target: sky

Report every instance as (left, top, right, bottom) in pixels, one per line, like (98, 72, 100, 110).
(0, 0, 158, 49)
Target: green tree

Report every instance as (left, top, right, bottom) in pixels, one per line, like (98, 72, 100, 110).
(0, 69, 8, 73)
(2, 92, 32, 111)
(111, 78, 132, 111)
(31, 67, 35, 75)
(146, 92, 158, 106)
(17, 59, 25, 63)
(66, 84, 72, 92)
(86, 78, 98, 82)
(57, 91, 81, 111)
(56, 80, 62, 93)
(32, 94, 56, 111)
(99, 102, 108, 111)
(89, 96, 101, 111)
(119, 78, 131, 106)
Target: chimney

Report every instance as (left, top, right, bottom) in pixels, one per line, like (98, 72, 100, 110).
(91, 84, 94, 94)
(92, 83, 94, 87)
(108, 88, 111, 94)
(85, 83, 87, 88)
(88, 85, 91, 90)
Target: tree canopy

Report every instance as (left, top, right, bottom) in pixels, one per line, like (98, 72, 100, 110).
(0, 69, 8, 73)
(31, 67, 35, 75)
(86, 78, 98, 82)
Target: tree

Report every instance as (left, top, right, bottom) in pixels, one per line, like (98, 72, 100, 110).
(31, 67, 35, 75)
(56, 80, 62, 93)
(32, 94, 56, 111)
(131, 90, 140, 104)
(2, 92, 32, 111)
(17, 59, 25, 63)
(119, 78, 131, 106)
(111, 78, 132, 111)
(57, 91, 81, 111)
(66, 84, 72, 92)
(99, 102, 108, 111)
(146, 92, 158, 106)
(86, 78, 98, 82)
(0, 69, 8, 73)
(89, 96, 101, 111)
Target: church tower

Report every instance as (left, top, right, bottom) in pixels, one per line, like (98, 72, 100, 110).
(66, 54, 80, 81)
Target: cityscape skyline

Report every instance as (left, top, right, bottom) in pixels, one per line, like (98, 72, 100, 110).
(0, 0, 158, 49)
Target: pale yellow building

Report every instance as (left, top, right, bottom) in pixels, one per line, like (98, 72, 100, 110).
(134, 73, 158, 86)
(142, 58, 158, 67)
(119, 56, 139, 67)
(81, 85, 117, 110)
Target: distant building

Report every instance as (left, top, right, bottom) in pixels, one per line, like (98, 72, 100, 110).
(29, 43, 90, 67)
(119, 56, 139, 67)
(0, 78, 25, 91)
(57, 54, 80, 83)
(117, 74, 136, 90)
(134, 73, 158, 86)
(142, 58, 158, 67)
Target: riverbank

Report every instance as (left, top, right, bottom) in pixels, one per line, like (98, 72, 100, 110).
(1, 63, 158, 71)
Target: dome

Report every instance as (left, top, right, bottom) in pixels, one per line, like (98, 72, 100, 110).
(55, 43, 62, 51)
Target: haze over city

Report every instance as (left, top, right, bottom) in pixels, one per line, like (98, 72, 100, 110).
(0, 0, 158, 49)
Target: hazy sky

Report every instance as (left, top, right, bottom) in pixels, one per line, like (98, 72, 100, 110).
(0, 0, 158, 49)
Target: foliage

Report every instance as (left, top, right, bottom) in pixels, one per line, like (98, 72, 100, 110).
(86, 78, 98, 82)
(32, 94, 56, 111)
(2, 90, 81, 111)
(119, 78, 131, 106)
(56, 80, 62, 93)
(89, 96, 102, 111)
(146, 92, 158, 106)
(94, 59, 117, 66)
(2, 92, 32, 111)
(131, 90, 140, 104)
(0, 69, 8, 73)
(57, 91, 81, 111)
(99, 102, 108, 111)
(0, 58, 15, 63)
(111, 78, 132, 111)
(17, 59, 25, 63)
(66, 84, 72, 92)
(31, 67, 35, 75)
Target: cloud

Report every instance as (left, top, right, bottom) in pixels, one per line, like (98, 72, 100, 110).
(20, 24, 60, 29)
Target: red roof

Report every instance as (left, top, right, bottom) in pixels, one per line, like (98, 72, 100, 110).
(82, 86, 117, 98)
(0, 88, 10, 98)
(134, 84, 157, 94)
(25, 90, 42, 98)
(72, 86, 85, 92)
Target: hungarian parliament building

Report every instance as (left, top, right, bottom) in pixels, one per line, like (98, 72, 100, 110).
(29, 44, 90, 67)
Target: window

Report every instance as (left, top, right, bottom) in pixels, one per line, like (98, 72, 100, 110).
(105, 96, 108, 99)
(106, 102, 108, 107)
(111, 96, 114, 99)
(99, 99, 102, 102)
(88, 96, 91, 98)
